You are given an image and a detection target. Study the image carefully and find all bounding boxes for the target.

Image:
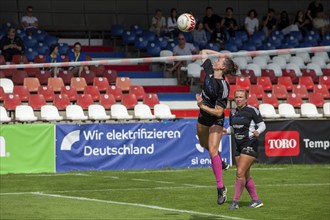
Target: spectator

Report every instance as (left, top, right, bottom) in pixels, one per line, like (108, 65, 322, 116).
(307, 0, 324, 19)
(262, 8, 277, 37)
(212, 21, 227, 49)
(21, 6, 39, 31)
(0, 27, 24, 62)
(166, 33, 199, 85)
(46, 44, 62, 77)
(68, 42, 89, 76)
(278, 10, 300, 35)
(312, 11, 329, 36)
(244, 9, 259, 37)
(167, 8, 179, 40)
(222, 7, 239, 37)
(294, 10, 312, 35)
(192, 21, 208, 49)
(203, 6, 222, 34)
(149, 9, 166, 37)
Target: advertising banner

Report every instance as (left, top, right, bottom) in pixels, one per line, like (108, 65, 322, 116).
(56, 120, 231, 172)
(0, 124, 55, 174)
(256, 120, 330, 164)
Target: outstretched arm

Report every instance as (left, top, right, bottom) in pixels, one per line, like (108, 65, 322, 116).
(200, 49, 222, 63)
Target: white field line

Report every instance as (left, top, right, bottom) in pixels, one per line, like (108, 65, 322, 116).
(25, 173, 90, 177)
(1, 183, 329, 196)
(131, 178, 175, 184)
(29, 192, 251, 220)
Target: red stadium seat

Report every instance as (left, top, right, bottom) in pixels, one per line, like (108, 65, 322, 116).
(240, 69, 257, 84)
(121, 93, 138, 109)
(228, 85, 237, 101)
(277, 76, 293, 91)
(249, 84, 264, 99)
(28, 94, 46, 110)
(34, 54, 46, 63)
(90, 65, 106, 77)
(319, 76, 330, 89)
(286, 93, 303, 107)
(301, 69, 318, 83)
(0, 70, 5, 78)
(107, 85, 123, 101)
(2, 69, 17, 78)
(313, 84, 330, 99)
(308, 92, 324, 107)
(299, 76, 314, 91)
(257, 76, 272, 91)
(12, 70, 28, 85)
(272, 84, 288, 99)
(84, 86, 101, 101)
(3, 94, 22, 111)
(262, 93, 279, 107)
(99, 94, 116, 110)
(48, 77, 65, 93)
(129, 85, 145, 101)
(102, 69, 118, 84)
(25, 68, 41, 77)
(261, 69, 277, 84)
(61, 86, 77, 101)
(282, 69, 298, 84)
(0, 54, 5, 65)
(247, 93, 259, 108)
(0, 86, 5, 101)
(38, 86, 54, 101)
(235, 77, 251, 91)
(53, 94, 71, 110)
(35, 70, 52, 85)
(12, 54, 28, 64)
(77, 94, 94, 109)
(23, 77, 41, 93)
(116, 77, 131, 92)
(80, 69, 96, 85)
(292, 84, 309, 99)
(71, 77, 87, 92)
(58, 70, 75, 85)
(13, 85, 30, 101)
(225, 74, 236, 85)
(93, 77, 109, 93)
(143, 93, 160, 108)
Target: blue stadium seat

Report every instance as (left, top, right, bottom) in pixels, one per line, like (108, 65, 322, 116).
(227, 37, 243, 49)
(33, 29, 46, 42)
(25, 48, 38, 62)
(224, 42, 238, 52)
(23, 36, 38, 48)
(267, 35, 282, 48)
(166, 42, 177, 51)
(134, 36, 148, 56)
(16, 29, 26, 39)
(146, 41, 161, 56)
(306, 30, 321, 42)
(271, 30, 284, 40)
(143, 31, 156, 42)
(34, 42, 48, 55)
(58, 43, 70, 55)
(235, 31, 248, 42)
(242, 42, 256, 51)
(111, 24, 124, 37)
(289, 31, 303, 42)
(205, 42, 220, 51)
(183, 32, 193, 43)
(155, 37, 168, 50)
(130, 24, 144, 36)
(43, 35, 58, 47)
(252, 31, 267, 42)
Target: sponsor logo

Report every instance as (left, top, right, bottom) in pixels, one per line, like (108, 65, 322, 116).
(60, 130, 80, 151)
(303, 139, 330, 150)
(265, 131, 300, 157)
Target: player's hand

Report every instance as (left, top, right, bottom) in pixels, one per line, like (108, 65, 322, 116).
(253, 131, 260, 137)
(196, 94, 203, 107)
(222, 128, 227, 134)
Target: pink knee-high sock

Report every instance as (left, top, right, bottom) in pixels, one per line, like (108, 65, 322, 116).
(233, 177, 246, 202)
(245, 178, 259, 201)
(211, 155, 223, 188)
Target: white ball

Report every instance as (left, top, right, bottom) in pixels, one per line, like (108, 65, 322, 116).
(177, 13, 196, 32)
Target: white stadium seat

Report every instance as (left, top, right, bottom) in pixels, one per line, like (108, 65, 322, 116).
(0, 78, 14, 93)
(259, 103, 280, 118)
(300, 103, 322, 118)
(278, 103, 300, 118)
(15, 105, 38, 122)
(111, 104, 133, 120)
(66, 105, 88, 120)
(0, 106, 11, 123)
(134, 104, 156, 119)
(88, 104, 110, 120)
(323, 102, 330, 117)
(154, 104, 176, 119)
(41, 105, 63, 121)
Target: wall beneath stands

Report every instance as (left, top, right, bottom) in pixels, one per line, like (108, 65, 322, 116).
(1, 0, 329, 32)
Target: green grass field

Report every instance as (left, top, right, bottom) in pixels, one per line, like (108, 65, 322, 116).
(0, 164, 329, 220)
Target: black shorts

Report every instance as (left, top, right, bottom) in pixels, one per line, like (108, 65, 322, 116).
(235, 138, 259, 158)
(197, 109, 224, 127)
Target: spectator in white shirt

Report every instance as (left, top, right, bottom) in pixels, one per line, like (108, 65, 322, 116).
(149, 9, 166, 37)
(244, 9, 259, 37)
(21, 6, 39, 31)
(167, 8, 179, 40)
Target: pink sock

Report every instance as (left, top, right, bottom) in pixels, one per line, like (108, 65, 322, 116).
(233, 177, 246, 202)
(245, 178, 259, 201)
(211, 155, 223, 188)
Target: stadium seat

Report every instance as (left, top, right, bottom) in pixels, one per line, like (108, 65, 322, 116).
(257, 76, 272, 91)
(12, 70, 28, 85)
(0, 78, 14, 93)
(116, 77, 131, 92)
(15, 105, 38, 122)
(306, 62, 323, 77)
(23, 77, 40, 93)
(40, 105, 63, 121)
(48, 77, 65, 93)
(28, 94, 46, 110)
(286, 93, 303, 107)
(277, 76, 293, 91)
(292, 84, 309, 99)
(282, 66, 298, 84)
(258, 103, 280, 118)
(249, 84, 264, 99)
(102, 69, 118, 84)
(77, 94, 94, 109)
(235, 77, 251, 91)
(58, 70, 75, 85)
(228, 85, 238, 101)
(99, 94, 116, 110)
(240, 69, 257, 84)
(71, 77, 87, 92)
(272, 56, 287, 69)
(90, 65, 106, 77)
(299, 76, 314, 91)
(278, 103, 300, 118)
(134, 104, 156, 120)
(323, 102, 330, 117)
(296, 51, 311, 63)
(187, 63, 203, 85)
(129, 85, 145, 101)
(11, 54, 28, 64)
(13, 85, 30, 101)
(301, 103, 322, 118)
(0, 106, 12, 123)
(313, 52, 330, 62)
(80, 70, 96, 85)
(66, 105, 88, 121)
(121, 93, 138, 109)
(3, 94, 21, 111)
(252, 56, 267, 69)
(313, 85, 330, 99)
(0, 87, 4, 101)
(247, 93, 260, 108)
(272, 84, 288, 99)
(262, 93, 279, 107)
(225, 74, 236, 85)
(301, 69, 317, 84)
(38, 86, 54, 101)
(0, 55, 5, 65)
(134, 36, 148, 56)
(93, 77, 109, 93)
(289, 56, 305, 68)
(35, 70, 52, 85)
(246, 63, 262, 77)
(233, 57, 248, 69)
(25, 68, 41, 77)
(107, 85, 123, 101)
(110, 104, 133, 120)
(34, 54, 46, 63)
(53, 94, 71, 110)
(308, 92, 324, 107)
(84, 86, 100, 101)
(154, 104, 176, 119)
(311, 56, 326, 68)
(285, 63, 302, 77)
(143, 93, 160, 108)
(88, 104, 110, 121)
(319, 76, 330, 89)
(61, 86, 77, 101)
(146, 41, 161, 56)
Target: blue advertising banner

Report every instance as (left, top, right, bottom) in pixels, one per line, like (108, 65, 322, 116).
(56, 120, 231, 172)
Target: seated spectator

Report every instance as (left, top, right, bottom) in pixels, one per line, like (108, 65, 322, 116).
(279, 10, 299, 35)
(46, 44, 62, 77)
(307, 0, 324, 20)
(294, 10, 312, 35)
(262, 8, 277, 37)
(167, 8, 179, 40)
(0, 27, 24, 62)
(203, 6, 222, 34)
(166, 33, 199, 85)
(244, 9, 259, 37)
(21, 6, 39, 31)
(312, 11, 329, 36)
(212, 21, 227, 49)
(222, 7, 238, 37)
(192, 21, 208, 49)
(68, 42, 89, 76)
(149, 9, 166, 37)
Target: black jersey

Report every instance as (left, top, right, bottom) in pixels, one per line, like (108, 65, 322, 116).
(201, 59, 229, 109)
(229, 105, 263, 143)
